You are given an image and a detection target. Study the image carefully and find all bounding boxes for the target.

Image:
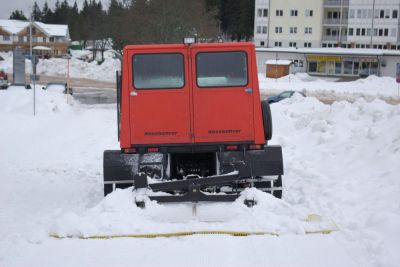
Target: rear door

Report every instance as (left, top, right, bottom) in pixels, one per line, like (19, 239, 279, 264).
(190, 45, 254, 143)
(128, 46, 191, 145)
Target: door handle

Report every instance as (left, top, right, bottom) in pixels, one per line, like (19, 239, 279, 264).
(245, 88, 253, 93)
(130, 91, 138, 96)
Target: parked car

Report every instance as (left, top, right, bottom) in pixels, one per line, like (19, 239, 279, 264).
(0, 69, 8, 89)
(267, 90, 306, 104)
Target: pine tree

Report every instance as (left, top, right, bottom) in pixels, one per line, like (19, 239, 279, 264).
(32, 2, 42, 21)
(41, 2, 54, 23)
(9, 10, 28, 21)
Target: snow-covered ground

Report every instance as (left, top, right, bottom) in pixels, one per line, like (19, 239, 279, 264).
(0, 87, 399, 267)
(259, 73, 400, 101)
(0, 51, 120, 82)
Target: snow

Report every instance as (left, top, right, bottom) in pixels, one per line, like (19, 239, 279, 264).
(33, 46, 52, 51)
(34, 21, 69, 37)
(0, 51, 121, 82)
(259, 73, 400, 100)
(0, 19, 29, 35)
(0, 20, 68, 37)
(0, 85, 399, 266)
(265, 59, 292, 65)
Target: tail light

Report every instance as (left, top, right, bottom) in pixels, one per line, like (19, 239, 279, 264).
(147, 147, 159, 153)
(226, 145, 238, 151)
(248, 144, 263, 150)
(124, 148, 137, 154)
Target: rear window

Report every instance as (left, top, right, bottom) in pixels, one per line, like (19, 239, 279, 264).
(196, 51, 248, 87)
(133, 53, 184, 89)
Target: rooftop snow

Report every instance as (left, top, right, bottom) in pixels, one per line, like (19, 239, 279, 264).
(256, 47, 400, 56)
(265, 59, 292, 65)
(0, 19, 68, 37)
(34, 21, 69, 37)
(0, 19, 29, 35)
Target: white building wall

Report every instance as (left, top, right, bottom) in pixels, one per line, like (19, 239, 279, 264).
(380, 55, 398, 76)
(347, 0, 400, 48)
(254, 0, 270, 47)
(254, 0, 324, 48)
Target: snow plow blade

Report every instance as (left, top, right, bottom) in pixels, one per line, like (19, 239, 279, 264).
(103, 146, 284, 204)
(134, 172, 244, 203)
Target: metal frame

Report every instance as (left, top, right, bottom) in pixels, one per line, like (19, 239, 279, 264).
(134, 172, 243, 203)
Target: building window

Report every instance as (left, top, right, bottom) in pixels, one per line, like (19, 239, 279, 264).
(393, 10, 398, 19)
(349, 28, 354, 36)
(384, 29, 389, 36)
(349, 9, 355, 18)
(18, 36, 23, 42)
(276, 10, 283, 16)
(361, 28, 366, 36)
(380, 10, 384, 18)
(289, 42, 296, 47)
(257, 9, 262, 17)
(391, 28, 397, 37)
(262, 26, 267, 34)
(305, 27, 312, 34)
(274, 42, 282, 47)
(256, 26, 262, 34)
(260, 41, 265, 46)
(356, 28, 360, 36)
(362, 9, 367, 18)
(263, 9, 268, 17)
(275, 27, 282, 33)
(304, 42, 311, 47)
(385, 9, 390, 18)
(290, 27, 297, 34)
(357, 9, 362, 19)
(291, 10, 298, 16)
(305, 9, 313, 17)
(367, 29, 371, 36)
(3, 35, 10, 41)
(379, 29, 383, 36)
(328, 11, 340, 19)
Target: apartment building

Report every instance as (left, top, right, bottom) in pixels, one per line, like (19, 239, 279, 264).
(345, 0, 400, 49)
(254, 0, 324, 48)
(255, 0, 400, 49)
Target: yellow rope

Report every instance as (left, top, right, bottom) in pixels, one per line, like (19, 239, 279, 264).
(49, 228, 336, 240)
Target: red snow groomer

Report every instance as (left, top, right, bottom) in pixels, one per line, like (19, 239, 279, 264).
(104, 41, 283, 207)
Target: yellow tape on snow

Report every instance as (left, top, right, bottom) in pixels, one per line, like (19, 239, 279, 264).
(49, 228, 337, 240)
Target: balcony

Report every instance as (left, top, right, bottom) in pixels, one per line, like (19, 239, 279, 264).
(322, 35, 347, 42)
(324, 0, 349, 7)
(323, 18, 348, 25)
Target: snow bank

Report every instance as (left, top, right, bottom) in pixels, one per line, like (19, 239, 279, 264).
(271, 95, 400, 267)
(0, 87, 400, 267)
(50, 188, 318, 237)
(0, 51, 120, 82)
(37, 57, 120, 82)
(259, 73, 400, 100)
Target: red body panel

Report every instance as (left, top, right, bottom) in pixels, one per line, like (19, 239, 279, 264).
(120, 42, 265, 149)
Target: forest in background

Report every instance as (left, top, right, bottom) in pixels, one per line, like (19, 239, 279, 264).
(9, 0, 255, 53)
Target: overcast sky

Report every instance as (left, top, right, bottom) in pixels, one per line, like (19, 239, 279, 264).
(1, 0, 108, 20)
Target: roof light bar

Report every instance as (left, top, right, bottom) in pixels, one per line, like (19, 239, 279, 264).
(183, 37, 196, 45)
